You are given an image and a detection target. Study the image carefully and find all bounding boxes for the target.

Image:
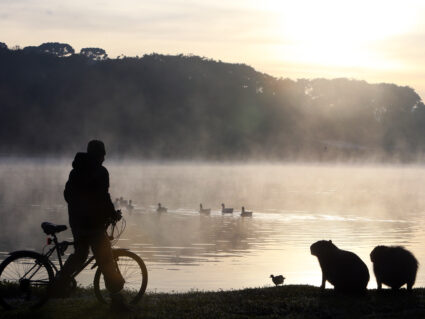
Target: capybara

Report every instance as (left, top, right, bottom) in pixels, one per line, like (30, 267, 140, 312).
(370, 245, 418, 291)
(310, 240, 369, 293)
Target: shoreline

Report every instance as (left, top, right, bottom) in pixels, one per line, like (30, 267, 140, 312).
(1, 285, 425, 319)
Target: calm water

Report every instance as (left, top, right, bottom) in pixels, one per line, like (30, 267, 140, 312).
(0, 161, 424, 292)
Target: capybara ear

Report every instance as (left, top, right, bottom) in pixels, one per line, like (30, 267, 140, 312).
(329, 240, 332, 243)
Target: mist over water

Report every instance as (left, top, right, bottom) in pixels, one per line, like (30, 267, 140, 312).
(0, 160, 424, 292)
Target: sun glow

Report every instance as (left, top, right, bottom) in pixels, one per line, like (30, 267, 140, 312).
(263, 0, 421, 69)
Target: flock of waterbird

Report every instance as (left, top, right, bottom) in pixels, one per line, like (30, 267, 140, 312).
(158, 202, 253, 217)
(114, 197, 134, 211)
(115, 197, 254, 217)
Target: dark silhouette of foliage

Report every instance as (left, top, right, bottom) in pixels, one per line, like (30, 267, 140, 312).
(0, 42, 7, 50)
(0, 45, 424, 161)
(80, 48, 108, 61)
(37, 42, 75, 57)
(22, 46, 39, 54)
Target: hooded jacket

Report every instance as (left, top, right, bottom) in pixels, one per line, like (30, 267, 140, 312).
(64, 152, 115, 230)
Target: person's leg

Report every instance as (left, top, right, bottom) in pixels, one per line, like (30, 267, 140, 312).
(90, 231, 130, 312)
(61, 235, 90, 277)
(49, 232, 90, 296)
(90, 231, 124, 293)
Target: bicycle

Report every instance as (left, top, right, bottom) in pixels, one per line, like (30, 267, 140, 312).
(0, 212, 148, 310)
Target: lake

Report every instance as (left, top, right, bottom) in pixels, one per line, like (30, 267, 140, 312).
(0, 160, 424, 292)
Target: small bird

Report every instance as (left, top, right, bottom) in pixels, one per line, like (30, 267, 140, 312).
(157, 203, 167, 213)
(221, 203, 233, 214)
(126, 200, 134, 214)
(199, 204, 211, 214)
(240, 206, 253, 217)
(270, 274, 285, 286)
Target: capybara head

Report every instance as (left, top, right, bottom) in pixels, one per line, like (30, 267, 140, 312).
(310, 240, 337, 257)
(370, 245, 388, 263)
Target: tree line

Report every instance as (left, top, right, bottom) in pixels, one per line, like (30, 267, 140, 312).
(0, 42, 424, 161)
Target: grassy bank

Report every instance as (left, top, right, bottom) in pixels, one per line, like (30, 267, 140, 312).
(1, 285, 425, 319)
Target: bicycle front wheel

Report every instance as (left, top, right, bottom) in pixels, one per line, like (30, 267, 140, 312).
(0, 251, 54, 310)
(93, 249, 148, 305)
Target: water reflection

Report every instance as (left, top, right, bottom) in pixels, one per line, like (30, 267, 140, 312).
(0, 162, 424, 292)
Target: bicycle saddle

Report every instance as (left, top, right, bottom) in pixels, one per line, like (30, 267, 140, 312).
(41, 222, 68, 235)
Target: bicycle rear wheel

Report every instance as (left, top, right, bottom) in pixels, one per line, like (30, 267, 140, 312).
(0, 251, 54, 310)
(93, 249, 148, 305)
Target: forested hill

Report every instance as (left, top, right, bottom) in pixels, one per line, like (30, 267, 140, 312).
(1, 42, 425, 161)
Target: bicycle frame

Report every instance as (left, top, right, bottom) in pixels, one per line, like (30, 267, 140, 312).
(44, 233, 97, 278)
(41, 218, 121, 280)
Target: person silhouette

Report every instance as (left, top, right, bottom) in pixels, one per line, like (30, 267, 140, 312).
(50, 140, 130, 311)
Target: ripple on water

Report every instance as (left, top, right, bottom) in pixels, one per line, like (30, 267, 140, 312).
(2, 163, 425, 292)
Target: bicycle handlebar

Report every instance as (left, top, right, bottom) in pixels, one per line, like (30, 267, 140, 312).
(109, 209, 122, 224)
(47, 210, 123, 250)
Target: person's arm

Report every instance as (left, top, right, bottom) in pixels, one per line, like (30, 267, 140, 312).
(96, 166, 117, 218)
(64, 170, 75, 203)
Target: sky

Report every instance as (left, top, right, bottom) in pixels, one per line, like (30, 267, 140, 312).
(1, 0, 425, 98)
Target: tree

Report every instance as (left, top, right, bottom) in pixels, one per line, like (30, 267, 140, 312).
(79, 47, 108, 61)
(0, 48, 423, 160)
(22, 46, 39, 53)
(38, 42, 74, 57)
(0, 42, 7, 50)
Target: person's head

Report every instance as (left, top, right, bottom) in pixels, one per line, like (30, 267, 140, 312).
(87, 140, 106, 164)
